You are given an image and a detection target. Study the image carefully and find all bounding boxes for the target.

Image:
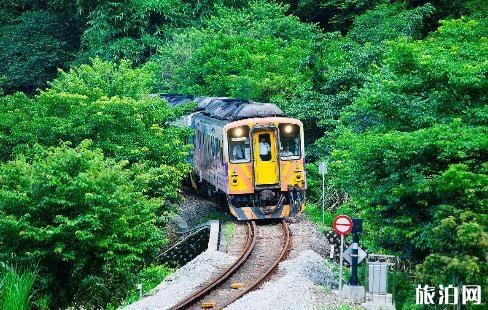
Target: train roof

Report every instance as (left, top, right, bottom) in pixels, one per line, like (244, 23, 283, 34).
(158, 94, 284, 121)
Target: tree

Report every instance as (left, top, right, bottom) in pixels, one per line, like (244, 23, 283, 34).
(0, 142, 165, 308)
(149, 1, 319, 101)
(1, 58, 192, 175)
(0, 57, 192, 309)
(78, 0, 248, 64)
(330, 17, 488, 303)
(280, 2, 433, 151)
(0, 10, 79, 93)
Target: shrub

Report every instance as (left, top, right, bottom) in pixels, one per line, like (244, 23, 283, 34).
(0, 142, 166, 308)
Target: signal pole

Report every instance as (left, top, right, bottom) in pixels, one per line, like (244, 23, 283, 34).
(348, 218, 362, 285)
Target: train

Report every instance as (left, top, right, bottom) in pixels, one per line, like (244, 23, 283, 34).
(161, 94, 306, 220)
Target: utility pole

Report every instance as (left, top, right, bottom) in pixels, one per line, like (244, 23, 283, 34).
(319, 161, 328, 225)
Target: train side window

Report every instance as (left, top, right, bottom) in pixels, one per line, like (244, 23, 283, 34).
(228, 126, 250, 163)
(279, 124, 301, 160)
(220, 145, 224, 165)
(211, 136, 214, 156)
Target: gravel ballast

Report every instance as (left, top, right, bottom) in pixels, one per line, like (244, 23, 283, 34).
(174, 191, 221, 227)
(226, 249, 358, 310)
(226, 250, 336, 310)
(287, 215, 331, 259)
(125, 250, 235, 310)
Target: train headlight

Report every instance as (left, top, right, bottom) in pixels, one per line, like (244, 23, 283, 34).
(284, 125, 293, 134)
(234, 127, 243, 137)
(231, 177, 239, 186)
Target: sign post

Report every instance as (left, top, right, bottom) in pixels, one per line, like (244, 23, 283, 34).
(319, 161, 328, 224)
(333, 215, 353, 292)
(339, 234, 344, 292)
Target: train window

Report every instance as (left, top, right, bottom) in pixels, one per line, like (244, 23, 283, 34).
(228, 126, 251, 163)
(258, 134, 272, 161)
(279, 124, 301, 159)
(220, 145, 224, 165)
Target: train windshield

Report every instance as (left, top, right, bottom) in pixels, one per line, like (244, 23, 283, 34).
(279, 124, 301, 159)
(228, 126, 251, 163)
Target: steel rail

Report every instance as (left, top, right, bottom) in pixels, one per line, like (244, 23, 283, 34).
(222, 220, 291, 308)
(171, 221, 257, 310)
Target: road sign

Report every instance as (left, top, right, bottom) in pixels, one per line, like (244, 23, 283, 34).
(333, 215, 353, 236)
(319, 161, 328, 175)
(342, 244, 367, 265)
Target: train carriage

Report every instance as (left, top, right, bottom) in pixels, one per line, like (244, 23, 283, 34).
(162, 94, 306, 220)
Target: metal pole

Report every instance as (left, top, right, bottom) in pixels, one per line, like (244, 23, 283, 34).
(322, 171, 325, 224)
(349, 233, 360, 285)
(393, 256, 397, 306)
(339, 234, 344, 292)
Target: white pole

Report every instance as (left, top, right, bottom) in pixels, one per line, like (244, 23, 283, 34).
(339, 234, 344, 293)
(322, 171, 325, 224)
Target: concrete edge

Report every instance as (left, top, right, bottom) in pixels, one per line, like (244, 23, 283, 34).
(207, 220, 220, 251)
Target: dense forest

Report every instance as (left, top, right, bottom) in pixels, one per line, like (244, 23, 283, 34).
(0, 0, 486, 309)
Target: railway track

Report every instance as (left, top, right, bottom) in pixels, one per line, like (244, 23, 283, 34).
(171, 220, 291, 310)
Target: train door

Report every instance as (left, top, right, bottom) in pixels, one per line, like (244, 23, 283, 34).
(253, 130, 279, 185)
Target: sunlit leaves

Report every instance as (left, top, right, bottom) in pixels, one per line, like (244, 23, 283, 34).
(330, 17, 488, 293)
(0, 142, 165, 308)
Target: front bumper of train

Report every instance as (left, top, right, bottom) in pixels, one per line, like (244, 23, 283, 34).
(227, 187, 305, 220)
(228, 203, 302, 220)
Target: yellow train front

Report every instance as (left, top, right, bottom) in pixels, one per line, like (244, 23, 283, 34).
(162, 95, 306, 220)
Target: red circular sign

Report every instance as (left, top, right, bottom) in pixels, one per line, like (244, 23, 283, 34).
(333, 215, 353, 236)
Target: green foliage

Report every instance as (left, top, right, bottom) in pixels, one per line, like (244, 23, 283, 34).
(79, 0, 248, 64)
(0, 58, 191, 308)
(276, 32, 374, 146)
(348, 3, 435, 44)
(343, 18, 488, 132)
(1, 58, 192, 176)
(0, 142, 166, 308)
(122, 264, 173, 306)
(0, 266, 36, 310)
(321, 0, 385, 31)
(277, 2, 434, 149)
(1, 1, 487, 309)
(150, 1, 318, 101)
(329, 17, 488, 304)
(332, 123, 487, 251)
(48, 57, 153, 100)
(0, 10, 79, 94)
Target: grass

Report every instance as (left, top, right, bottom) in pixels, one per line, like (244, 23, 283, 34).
(315, 303, 365, 310)
(196, 210, 233, 225)
(303, 202, 335, 232)
(0, 266, 36, 310)
(194, 210, 237, 247)
(224, 222, 236, 245)
(121, 264, 173, 306)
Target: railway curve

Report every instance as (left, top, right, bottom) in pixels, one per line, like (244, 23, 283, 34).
(171, 220, 291, 310)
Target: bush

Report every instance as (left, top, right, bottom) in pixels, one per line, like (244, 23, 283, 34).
(0, 58, 192, 176)
(121, 264, 173, 306)
(0, 142, 166, 308)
